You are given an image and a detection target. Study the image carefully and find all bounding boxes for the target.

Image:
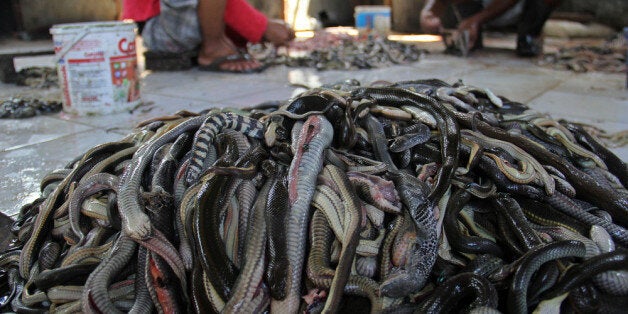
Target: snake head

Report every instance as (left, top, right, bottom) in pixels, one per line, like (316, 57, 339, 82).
(267, 262, 288, 300)
(123, 211, 152, 240)
(380, 271, 422, 298)
(302, 288, 327, 314)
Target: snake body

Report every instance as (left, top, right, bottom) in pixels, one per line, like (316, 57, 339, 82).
(272, 115, 333, 313)
(508, 240, 586, 314)
(186, 113, 264, 184)
(5, 79, 628, 313)
(382, 171, 438, 297)
(118, 116, 205, 240)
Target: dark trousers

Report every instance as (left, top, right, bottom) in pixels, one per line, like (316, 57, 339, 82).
(517, 0, 556, 37)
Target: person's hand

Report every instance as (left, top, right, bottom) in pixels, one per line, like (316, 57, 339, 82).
(264, 19, 295, 46)
(420, 9, 443, 34)
(457, 16, 481, 48)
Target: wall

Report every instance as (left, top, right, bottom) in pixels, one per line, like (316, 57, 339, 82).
(18, 0, 118, 33)
(392, 0, 424, 33)
(307, 0, 355, 27)
(0, 1, 18, 35)
(248, 0, 284, 20)
(557, 0, 628, 30)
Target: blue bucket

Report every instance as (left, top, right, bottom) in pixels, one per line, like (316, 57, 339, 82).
(355, 5, 391, 34)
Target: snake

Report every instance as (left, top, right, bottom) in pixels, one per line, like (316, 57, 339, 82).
(4, 78, 628, 313)
(508, 240, 586, 314)
(272, 114, 333, 314)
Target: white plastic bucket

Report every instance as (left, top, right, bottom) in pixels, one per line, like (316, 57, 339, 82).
(50, 21, 140, 115)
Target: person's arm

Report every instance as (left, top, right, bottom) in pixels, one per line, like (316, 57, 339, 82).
(223, 0, 268, 43)
(458, 0, 519, 46)
(121, 0, 160, 22)
(420, 0, 449, 34)
(223, 0, 294, 46)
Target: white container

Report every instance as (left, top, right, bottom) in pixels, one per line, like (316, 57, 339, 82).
(50, 21, 140, 115)
(355, 5, 391, 34)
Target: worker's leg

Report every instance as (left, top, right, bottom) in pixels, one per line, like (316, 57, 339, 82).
(197, 0, 261, 71)
(516, 0, 561, 56)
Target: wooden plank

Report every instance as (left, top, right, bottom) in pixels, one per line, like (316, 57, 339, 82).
(392, 0, 424, 33)
(0, 39, 54, 83)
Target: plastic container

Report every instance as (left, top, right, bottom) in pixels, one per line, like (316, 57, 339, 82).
(355, 5, 391, 35)
(50, 21, 141, 115)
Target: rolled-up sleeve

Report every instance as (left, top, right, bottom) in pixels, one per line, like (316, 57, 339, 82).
(121, 0, 161, 22)
(224, 0, 268, 43)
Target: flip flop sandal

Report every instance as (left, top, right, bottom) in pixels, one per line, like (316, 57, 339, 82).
(198, 53, 267, 73)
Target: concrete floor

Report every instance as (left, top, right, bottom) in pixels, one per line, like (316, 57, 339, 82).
(1, 37, 627, 218)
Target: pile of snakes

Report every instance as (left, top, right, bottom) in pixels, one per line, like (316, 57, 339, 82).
(538, 35, 627, 73)
(255, 32, 426, 71)
(16, 67, 59, 89)
(0, 97, 62, 119)
(1, 78, 627, 313)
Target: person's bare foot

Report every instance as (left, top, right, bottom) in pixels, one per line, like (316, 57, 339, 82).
(198, 34, 262, 72)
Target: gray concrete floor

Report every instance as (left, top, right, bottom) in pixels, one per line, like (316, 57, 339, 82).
(1, 36, 627, 218)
